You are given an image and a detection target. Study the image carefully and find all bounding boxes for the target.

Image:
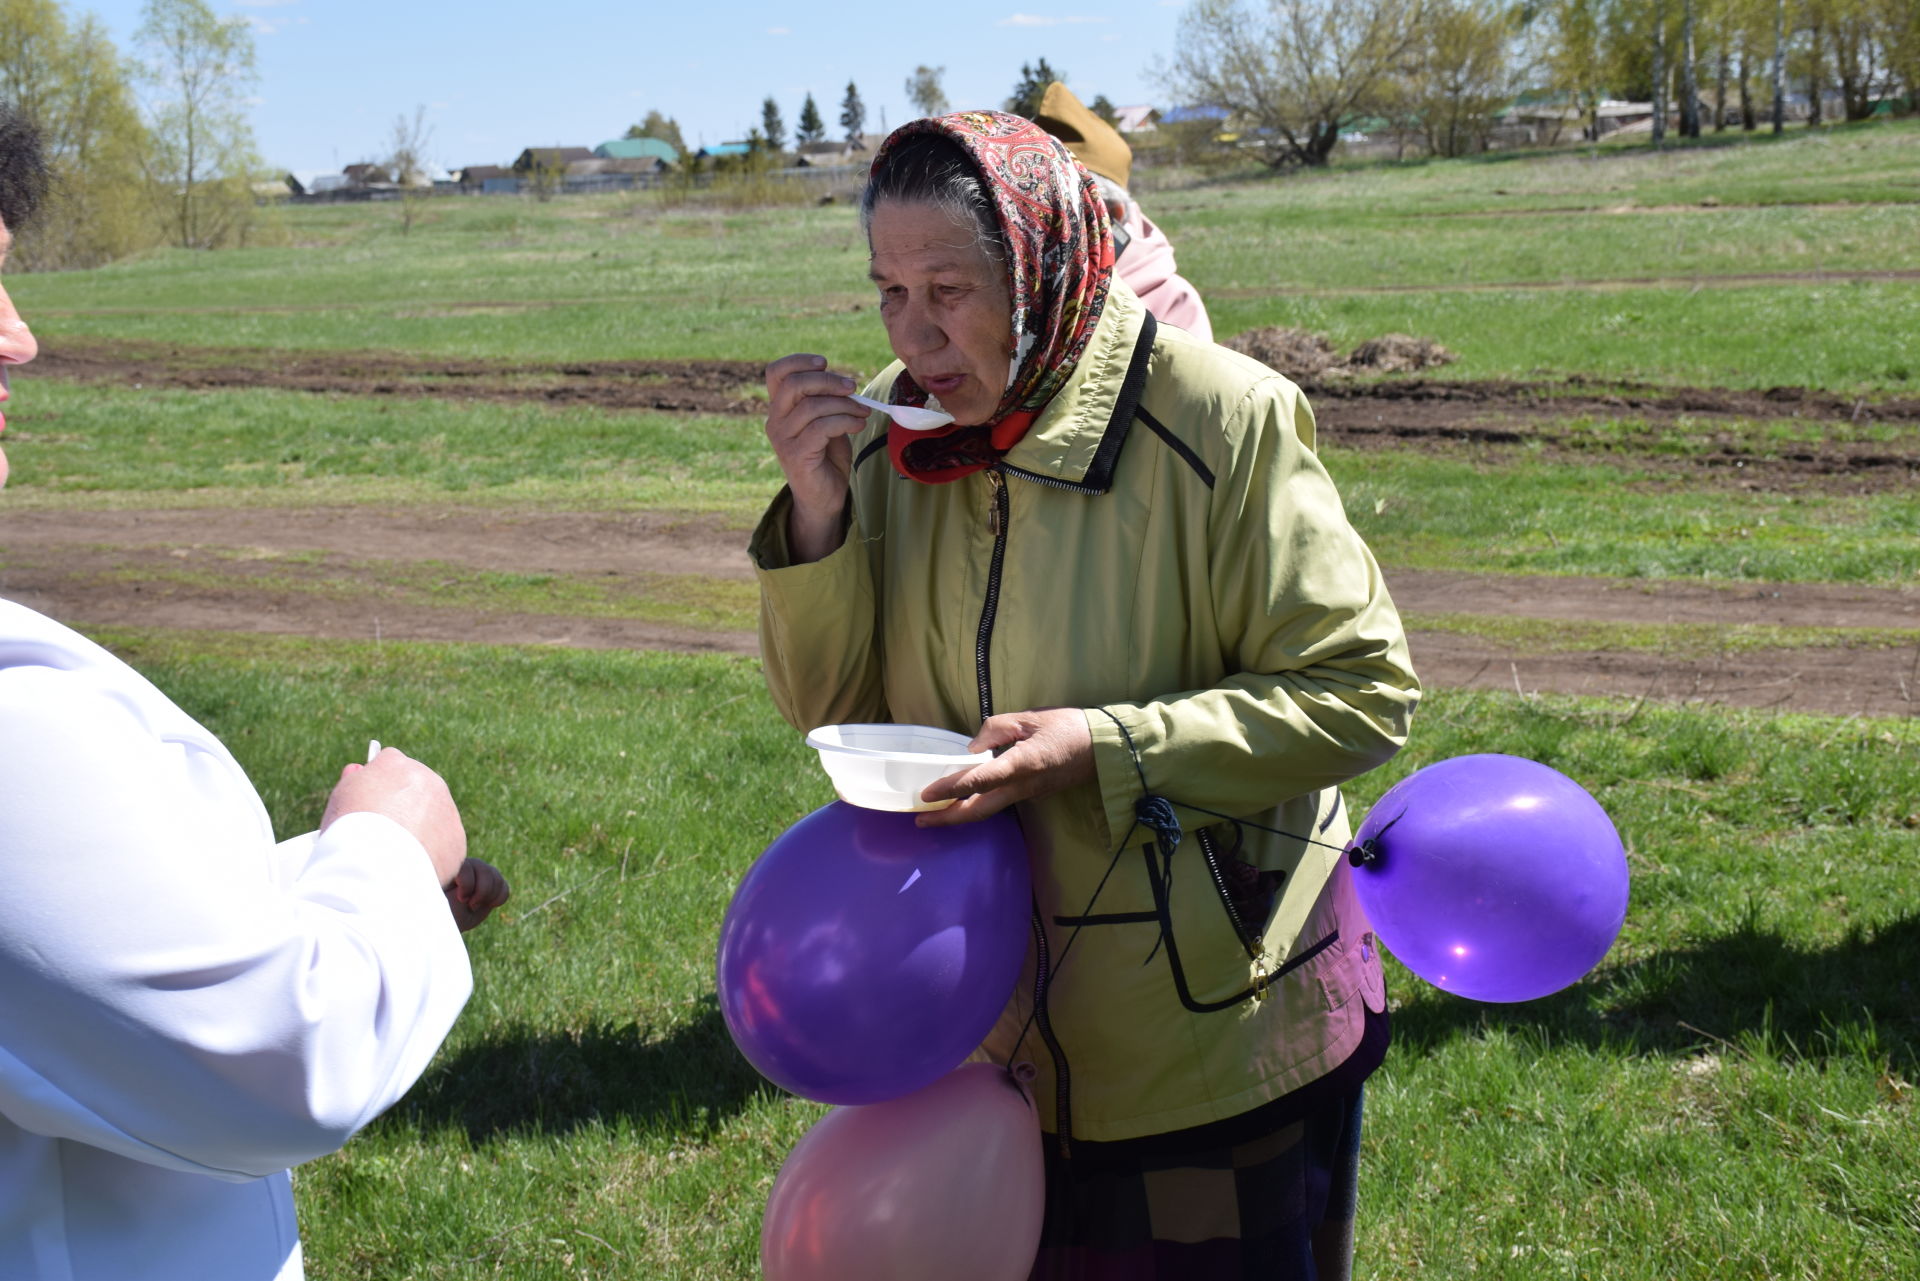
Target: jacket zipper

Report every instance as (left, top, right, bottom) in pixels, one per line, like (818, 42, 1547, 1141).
(1000, 462, 1105, 496)
(1196, 827, 1274, 999)
(979, 465, 1074, 1157)
(974, 466, 1009, 722)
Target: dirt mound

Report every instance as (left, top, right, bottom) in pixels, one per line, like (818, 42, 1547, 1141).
(1222, 327, 1339, 381)
(1223, 328, 1455, 381)
(1345, 333, 1457, 373)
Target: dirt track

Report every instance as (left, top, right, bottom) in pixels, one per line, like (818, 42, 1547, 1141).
(4, 507, 1915, 719)
(27, 339, 1920, 494)
(28, 340, 767, 417)
(7, 343, 1918, 719)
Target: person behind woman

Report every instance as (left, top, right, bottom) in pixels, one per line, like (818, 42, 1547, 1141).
(755, 110, 1419, 1279)
(0, 103, 508, 1280)
(1033, 81, 1213, 343)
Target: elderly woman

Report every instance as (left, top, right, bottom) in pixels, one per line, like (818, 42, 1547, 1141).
(0, 104, 505, 1280)
(756, 111, 1418, 1279)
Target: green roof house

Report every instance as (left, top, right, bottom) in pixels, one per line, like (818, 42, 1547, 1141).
(595, 137, 679, 166)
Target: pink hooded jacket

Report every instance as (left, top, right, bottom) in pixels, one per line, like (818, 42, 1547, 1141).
(1118, 203, 1213, 342)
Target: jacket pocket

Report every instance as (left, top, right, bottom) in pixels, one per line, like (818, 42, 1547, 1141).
(1144, 840, 1342, 1014)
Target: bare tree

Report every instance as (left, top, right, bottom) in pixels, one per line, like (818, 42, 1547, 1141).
(905, 65, 949, 117)
(387, 104, 432, 235)
(1161, 0, 1427, 169)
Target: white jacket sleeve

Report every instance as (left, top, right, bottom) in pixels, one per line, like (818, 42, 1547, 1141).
(0, 661, 472, 1182)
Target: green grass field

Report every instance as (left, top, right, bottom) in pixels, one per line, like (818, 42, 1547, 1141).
(10, 375, 1917, 589)
(13, 117, 1920, 389)
(7, 119, 1919, 1278)
(111, 630, 1919, 1280)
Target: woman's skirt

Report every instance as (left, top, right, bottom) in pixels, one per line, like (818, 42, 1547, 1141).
(1026, 1087, 1365, 1281)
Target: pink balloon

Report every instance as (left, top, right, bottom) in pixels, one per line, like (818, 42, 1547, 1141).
(761, 1063, 1045, 1281)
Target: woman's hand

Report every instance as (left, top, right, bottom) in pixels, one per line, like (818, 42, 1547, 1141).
(764, 353, 870, 563)
(321, 747, 467, 888)
(916, 708, 1095, 827)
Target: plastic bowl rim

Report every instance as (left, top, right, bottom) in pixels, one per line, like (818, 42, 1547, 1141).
(805, 722, 989, 764)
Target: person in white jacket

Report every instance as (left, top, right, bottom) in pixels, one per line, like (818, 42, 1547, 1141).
(0, 105, 508, 1280)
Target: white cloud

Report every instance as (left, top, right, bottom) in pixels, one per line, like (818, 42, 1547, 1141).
(767, 25, 792, 35)
(243, 12, 307, 33)
(998, 13, 1109, 25)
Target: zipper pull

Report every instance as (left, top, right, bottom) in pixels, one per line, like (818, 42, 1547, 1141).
(1252, 950, 1274, 1001)
(986, 468, 1005, 537)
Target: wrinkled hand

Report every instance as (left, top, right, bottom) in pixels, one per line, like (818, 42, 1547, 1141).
(916, 708, 1095, 827)
(764, 353, 869, 563)
(321, 747, 467, 888)
(444, 857, 510, 932)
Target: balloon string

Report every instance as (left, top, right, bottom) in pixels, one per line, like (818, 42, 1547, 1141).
(1003, 837, 1128, 1071)
(1097, 707, 1354, 857)
(1004, 707, 1159, 1068)
(1175, 800, 1352, 857)
(1001, 710, 1359, 1070)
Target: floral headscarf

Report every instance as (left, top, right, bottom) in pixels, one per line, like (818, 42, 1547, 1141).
(873, 111, 1116, 484)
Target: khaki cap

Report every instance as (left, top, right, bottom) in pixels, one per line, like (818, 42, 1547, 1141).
(1034, 82, 1132, 190)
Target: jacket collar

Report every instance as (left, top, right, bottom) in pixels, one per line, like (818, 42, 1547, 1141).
(997, 276, 1156, 495)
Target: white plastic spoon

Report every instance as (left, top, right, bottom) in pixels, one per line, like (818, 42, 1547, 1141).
(849, 392, 955, 432)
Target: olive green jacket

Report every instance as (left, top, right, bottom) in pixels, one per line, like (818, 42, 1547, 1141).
(750, 279, 1420, 1143)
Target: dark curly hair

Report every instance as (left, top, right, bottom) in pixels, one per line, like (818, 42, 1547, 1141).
(0, 101, 51, 234)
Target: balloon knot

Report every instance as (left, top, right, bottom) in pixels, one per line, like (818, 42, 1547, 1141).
(1135, 795, 1183, 858)
(1348, 839, 1382, 868)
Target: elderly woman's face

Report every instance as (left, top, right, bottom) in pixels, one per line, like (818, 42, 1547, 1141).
(0, 216, 37, 490)
(868, 200, 1013, 427)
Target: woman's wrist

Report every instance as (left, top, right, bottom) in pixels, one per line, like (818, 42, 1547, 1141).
(786, 491, 849, 564)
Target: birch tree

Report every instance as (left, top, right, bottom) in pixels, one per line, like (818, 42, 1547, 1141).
(135, 0, 261, 249)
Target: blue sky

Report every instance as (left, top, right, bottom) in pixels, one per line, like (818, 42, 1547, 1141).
(74, 0, 1195, 174)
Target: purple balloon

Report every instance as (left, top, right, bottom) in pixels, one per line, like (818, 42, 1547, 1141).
(1350, 754, 1628, 1003)
(716, 802, 1030, 1105)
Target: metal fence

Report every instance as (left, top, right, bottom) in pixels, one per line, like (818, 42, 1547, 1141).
(282, 164, 865, 205)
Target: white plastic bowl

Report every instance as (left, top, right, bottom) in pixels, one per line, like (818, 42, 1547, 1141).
(805, 723, 991, 812)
